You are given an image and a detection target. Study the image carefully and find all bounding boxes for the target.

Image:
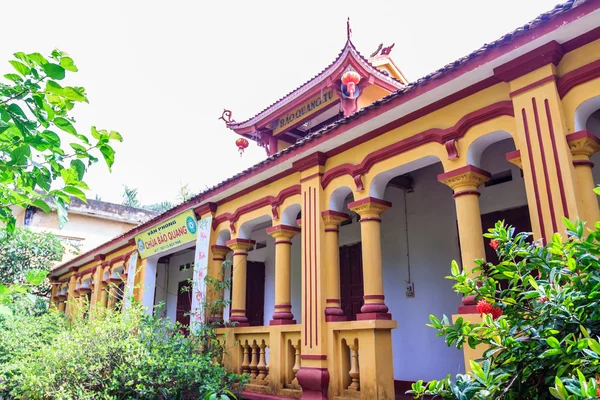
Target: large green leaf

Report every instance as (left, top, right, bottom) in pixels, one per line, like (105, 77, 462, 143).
(9, 60, 31, 76)
(41, 63, 65, 80)
(53, 117, 77, 135)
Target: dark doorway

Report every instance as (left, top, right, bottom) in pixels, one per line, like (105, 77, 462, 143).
(245, 261, 266, 326)
(339, 243, 364, 321)
(176, 280, 192, 331)
(481, 205, 532, 265)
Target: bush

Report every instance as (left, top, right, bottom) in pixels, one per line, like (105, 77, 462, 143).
(4, 303, 244, 400)
(409, 219, 600, 399)
(0, 303, 66, 395)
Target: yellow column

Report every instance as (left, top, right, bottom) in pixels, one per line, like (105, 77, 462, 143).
(348, 197, 392, 320)
(504, 63, 579, 241)
(65, 274, 77, 318)
(50, 281, 59, 310)
(226, 238, 255, 326)
(90, 263, 104, 308)
(438, 165, 490, 274)
(567, 130, 600, 225)
(321, 210, 348, 321)
(266, 224, 300, 325)
(106, 266, 121, 309)
(208, 245, 230, 323)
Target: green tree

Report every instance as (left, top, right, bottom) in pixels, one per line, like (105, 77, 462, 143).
(0, 50, 122, 232)
(177, 182, 194, 203)
(409, 219, 600, 399)
(121, 184, 141, 208)
(0, 227, 68, 299)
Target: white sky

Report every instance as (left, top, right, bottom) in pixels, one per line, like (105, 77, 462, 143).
(0, 0, 560, 206)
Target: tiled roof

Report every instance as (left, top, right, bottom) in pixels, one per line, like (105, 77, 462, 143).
(226, 39, 404, 130)
(52, 0, 587, 273)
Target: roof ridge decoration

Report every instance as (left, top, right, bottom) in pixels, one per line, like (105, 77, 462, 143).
(222, 20, 405, 132)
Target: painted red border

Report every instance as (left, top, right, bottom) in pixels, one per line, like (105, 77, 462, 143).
(557, 59, 600, 98)
(509, 75, 557, 97)
(322, 102, 512, 189)
(348, 197, 392, 209)
(493, 41, 564, 82)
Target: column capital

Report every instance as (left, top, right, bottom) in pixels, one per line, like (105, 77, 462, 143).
(321, 210, 349, 228)
(348, 197, 391, 218)
(210, 245, 230, 260)
(225, 238, 255, 253)
(438, 165, 491, 191)
(266, 224, 300, 242)
(506, 150, 522, 169)
(567, 130, 600, 158)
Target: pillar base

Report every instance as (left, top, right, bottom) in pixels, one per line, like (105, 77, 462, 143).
(230, 315, 249, 327)
(357, 312, 392, 320)
(269, 319, 296, 325)
(325, 315, 347, 322)
(458, 304, 478, 314)
(297, 367, 329, 400)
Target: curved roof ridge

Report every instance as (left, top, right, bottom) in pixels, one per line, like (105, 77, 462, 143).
(226, 39, 404, 130)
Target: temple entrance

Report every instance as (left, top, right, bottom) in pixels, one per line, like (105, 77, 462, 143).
(481, 205, 532, 265)
(339, 242, 364, 321)
(245, 261, 266, 326)
(176, 280, 192, 331)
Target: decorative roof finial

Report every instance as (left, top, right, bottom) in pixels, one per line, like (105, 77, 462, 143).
(347, 17, 352, 41)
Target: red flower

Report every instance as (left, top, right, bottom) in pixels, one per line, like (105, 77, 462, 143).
(477, 299, 493, 315)
(537, 295, 549, 304)
(596, 377, 600, 397)
(491, 307, 503, 320)
(489, 240, 499, 250)
(477, 299, 502, 320)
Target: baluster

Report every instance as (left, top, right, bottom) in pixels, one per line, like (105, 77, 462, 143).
(249, 341, 259, 379)
(348, 341, 360, 391)
(291, 340, 301, 385)
(257, 341, 267, 380)
(241, 341, 251, 375)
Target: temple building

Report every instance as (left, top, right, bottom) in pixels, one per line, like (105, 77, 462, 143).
(49, 1, 600, 398)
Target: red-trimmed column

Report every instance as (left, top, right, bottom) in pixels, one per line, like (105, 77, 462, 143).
(348, 197, 392, 320)
(209, 245, 230, 323)
(226, 238, 255, 327)
(567, 130, 600, 225)
(438, 165, 490, 313)
(321, 210, 348, 321)
(267, 224, 300, 325)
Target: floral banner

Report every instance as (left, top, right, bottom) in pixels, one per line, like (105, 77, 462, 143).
(190, 215, 212, 332)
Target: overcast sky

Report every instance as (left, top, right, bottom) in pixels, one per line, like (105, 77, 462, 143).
(1, 0, 560, 206)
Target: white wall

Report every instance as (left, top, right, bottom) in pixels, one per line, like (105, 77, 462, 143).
(153, 249, 195, 322)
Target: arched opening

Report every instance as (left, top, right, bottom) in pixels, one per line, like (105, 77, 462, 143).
(573, 96, 600, 211)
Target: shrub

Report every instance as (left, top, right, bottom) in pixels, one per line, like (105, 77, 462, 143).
(8, 303, 244, 400)
(409, 219, 600, 399)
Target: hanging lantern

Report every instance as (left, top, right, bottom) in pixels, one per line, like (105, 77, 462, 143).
(236, 137, 249, 157)
(341, 71, 361, 99)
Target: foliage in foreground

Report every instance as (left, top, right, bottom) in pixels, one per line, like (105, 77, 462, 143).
(1, 302, 244, 400)
(0, 50, 122, 232)
(409, 219, 600, 399)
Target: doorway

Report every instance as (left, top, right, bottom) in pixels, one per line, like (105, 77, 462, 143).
(339, 243, 364, 321)
(481, 205, 532, 265)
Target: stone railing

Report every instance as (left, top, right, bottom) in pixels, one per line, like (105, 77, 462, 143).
(327, 319, 397, 400)
(218, 324, 302, 398)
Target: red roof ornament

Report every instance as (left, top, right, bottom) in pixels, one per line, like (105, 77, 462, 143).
(341, 70, 361, 99)
(235, 137, 249, 157)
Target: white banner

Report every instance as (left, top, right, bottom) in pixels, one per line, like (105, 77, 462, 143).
(190, 215, 212, 332)
(123, 251, 138, 310)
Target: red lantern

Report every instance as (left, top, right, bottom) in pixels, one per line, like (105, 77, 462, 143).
(236, 137, 249, 157)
